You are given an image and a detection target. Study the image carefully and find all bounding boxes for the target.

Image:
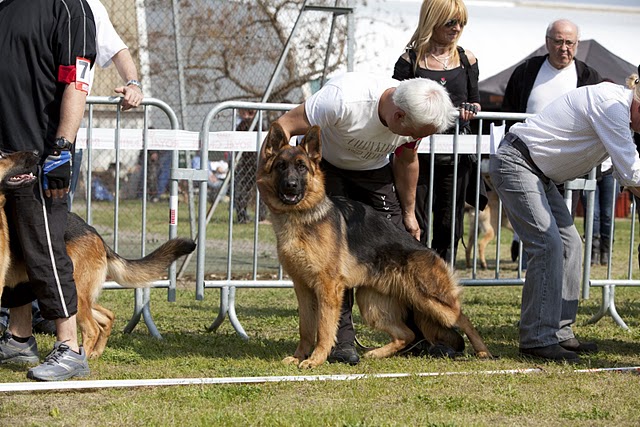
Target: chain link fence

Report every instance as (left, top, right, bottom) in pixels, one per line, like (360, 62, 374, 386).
(77, 0, 360, 276)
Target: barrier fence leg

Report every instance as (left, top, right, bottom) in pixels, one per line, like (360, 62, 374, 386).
(585, 285, 630, 330)
(227, 287, 249, 340)
(124, 288, 163, 339)
(207, 287, 229, 332)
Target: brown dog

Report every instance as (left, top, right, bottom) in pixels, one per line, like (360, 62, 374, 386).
(0, 150, 196, 359)
(257, 123, 491, 369)
(465, 175, 513, 269)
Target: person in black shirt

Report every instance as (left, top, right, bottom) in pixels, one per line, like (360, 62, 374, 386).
(0, 0, 97, 381)
(392, 0, 485, 264)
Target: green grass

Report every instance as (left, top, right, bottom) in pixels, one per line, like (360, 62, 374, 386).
(3, 202, 640, 425)
(3, 284, 640, 426)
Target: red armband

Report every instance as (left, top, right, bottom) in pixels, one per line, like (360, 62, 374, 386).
(58, 65, 76, 84)
(57, 57, 91, 94)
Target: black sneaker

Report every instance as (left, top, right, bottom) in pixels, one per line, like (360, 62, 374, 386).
(328, 342, 360, 365)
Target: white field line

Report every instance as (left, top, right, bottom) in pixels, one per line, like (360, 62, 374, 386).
(1, 366, 639, 393)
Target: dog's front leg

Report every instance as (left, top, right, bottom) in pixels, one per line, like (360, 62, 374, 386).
(299, 281, 343, 369)
(283, 282, 317, 366)
(456, 311, 493, 359)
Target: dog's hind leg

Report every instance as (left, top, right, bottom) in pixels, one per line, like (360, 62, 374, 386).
(88, 303, 115, 359)
(283, 282, 317, 366)
(76, 290, 100, 358)
(356, 288, 414, 359)
(455, 312, 492, 358)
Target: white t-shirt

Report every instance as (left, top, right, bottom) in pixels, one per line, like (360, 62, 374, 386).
(86, 0, 127, 94)
(526, 59, 578, 113)
(87, 0, 127, 68)
(304, 73, 413, 171)
(510, 82, 640, 186)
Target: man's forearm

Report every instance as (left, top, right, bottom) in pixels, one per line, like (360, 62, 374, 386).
(57, 84, 88, 141)
(112, 48, 138, 83)
(392, 155, 419, 214)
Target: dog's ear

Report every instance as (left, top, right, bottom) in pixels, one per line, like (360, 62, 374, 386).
(300, 126, 322, 165)
(259, 122, 289, 172)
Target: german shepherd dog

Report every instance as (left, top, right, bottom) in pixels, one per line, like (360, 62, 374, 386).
(257, 123, 492, 369)
(0, 150, 196, 359)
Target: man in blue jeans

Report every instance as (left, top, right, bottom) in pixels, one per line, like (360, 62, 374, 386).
(490, 78, 640, 363)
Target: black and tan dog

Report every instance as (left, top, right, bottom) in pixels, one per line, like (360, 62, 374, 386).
(0, 150, 196, 359)
(257, 123, 492, 369)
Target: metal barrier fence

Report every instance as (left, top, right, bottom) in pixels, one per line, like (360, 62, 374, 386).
(174, 102, 640, 340)
(84, 98, 640, 341)
(79, 96, 184, 339)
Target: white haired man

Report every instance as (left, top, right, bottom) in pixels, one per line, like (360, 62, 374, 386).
(275, 72, 458, 364)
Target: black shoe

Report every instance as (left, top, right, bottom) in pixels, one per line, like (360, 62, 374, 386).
(398, 339, 458, 359)
(398, 339, 432, 357)
(426, 343, 458, 359)
(559, 338, 598, 354)
(32, 319, 56, 336)
(328, 343, 360, 365)
(519, 344, 580, 362)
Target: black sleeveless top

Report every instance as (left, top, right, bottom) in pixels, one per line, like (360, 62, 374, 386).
(392, 47, 480, 133)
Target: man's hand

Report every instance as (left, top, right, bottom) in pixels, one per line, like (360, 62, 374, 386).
(403, 212, 421, 241)
(114, 84, 142, 111)
(42, 151, 72, 199)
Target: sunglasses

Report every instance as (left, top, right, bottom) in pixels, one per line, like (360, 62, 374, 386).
(444, 18, 465, 28)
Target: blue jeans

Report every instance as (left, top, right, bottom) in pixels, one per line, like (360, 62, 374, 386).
(489, 137, 582, 348)
(581, 173, 617, 242)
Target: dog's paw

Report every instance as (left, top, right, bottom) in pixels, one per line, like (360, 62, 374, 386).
(282, 356, 300, 365)
(363, 348, 388, 359)
(298, 358, 322, 369)
(476, 351, 494, 359)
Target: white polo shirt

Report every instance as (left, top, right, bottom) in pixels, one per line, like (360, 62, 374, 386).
(510, 82, 640, 186)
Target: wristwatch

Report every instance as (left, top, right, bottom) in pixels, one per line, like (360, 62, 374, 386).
(53, 136, 73, 151)
(126, 79, 142, 89)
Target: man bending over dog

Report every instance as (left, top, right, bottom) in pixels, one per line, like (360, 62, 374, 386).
(275, 72, 458, 364)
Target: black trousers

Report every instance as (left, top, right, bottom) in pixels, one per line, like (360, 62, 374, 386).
(415, 153, 471, 264)
(0, 170, 77, 320)
(320, 159, 404, 345)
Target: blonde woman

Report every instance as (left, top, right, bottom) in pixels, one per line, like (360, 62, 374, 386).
(393, 0, 484, 264)
(489, 71, 640, 362)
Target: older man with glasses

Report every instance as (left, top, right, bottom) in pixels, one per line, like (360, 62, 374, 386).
(501, 19, 603, 267)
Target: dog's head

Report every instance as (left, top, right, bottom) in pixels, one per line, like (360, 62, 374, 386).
(257, 123, 325, 213)
(0, 150, 39, 193)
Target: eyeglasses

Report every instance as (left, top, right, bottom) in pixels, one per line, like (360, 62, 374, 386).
(546, 37, 578, 48)
(444, 18, 465, 28)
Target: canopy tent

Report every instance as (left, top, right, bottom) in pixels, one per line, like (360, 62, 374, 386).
(478, 39, 637, 111)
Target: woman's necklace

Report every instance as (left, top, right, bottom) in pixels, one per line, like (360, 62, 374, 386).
(430, 52, 451, 70)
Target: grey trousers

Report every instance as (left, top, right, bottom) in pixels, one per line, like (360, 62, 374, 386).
(489, 137, 582, 348)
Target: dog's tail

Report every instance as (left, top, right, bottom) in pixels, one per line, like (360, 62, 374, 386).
(105, 238, 196, 287)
